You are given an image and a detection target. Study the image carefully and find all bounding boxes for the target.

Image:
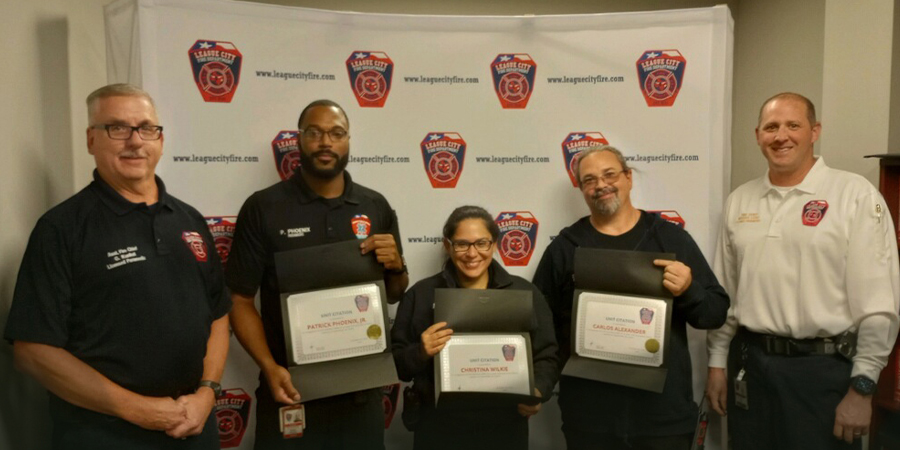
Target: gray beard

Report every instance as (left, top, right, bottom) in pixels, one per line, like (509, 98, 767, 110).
(593, 196, 621, 216)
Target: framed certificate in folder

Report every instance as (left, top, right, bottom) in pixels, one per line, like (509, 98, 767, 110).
(275, 240, 399, 402)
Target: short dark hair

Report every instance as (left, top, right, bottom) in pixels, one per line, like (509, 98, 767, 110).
(758, 92, 817, 127)
(297, 99, 349, 130)
(442, 205, 500, 242)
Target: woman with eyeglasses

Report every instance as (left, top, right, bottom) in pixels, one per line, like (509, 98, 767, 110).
(391, 205, 558, 450)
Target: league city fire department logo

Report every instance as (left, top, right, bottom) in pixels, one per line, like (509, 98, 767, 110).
(802, 200, 829, 226)
(495, 211, 539, 266)
(502, 344, 517, 361)
(636, 50, 686, 107)
(420, 133, 466, 188)
(272, 130, 300, 181)
(188, 40, 243, 103)
(181, 231, 209, 262)
(352, 214, 372, 239)
(346, 51, 394, 108)
(216, 388, 252, 448)
(640, 307, 655, 325)
(206, 217, 237, 266)
(649, 210, 686, 229)
(562, 132, 610, 187)
(382, 384, 400, 429)
(491, 54, 537, 109)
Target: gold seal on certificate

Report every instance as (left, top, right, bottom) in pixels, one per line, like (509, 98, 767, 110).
(574, 292, 667, 367)
(439, 335, 531, 395)
(284, 283, 387, 365)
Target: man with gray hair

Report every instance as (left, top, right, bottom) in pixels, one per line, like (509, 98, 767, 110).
(5, 83, 230, 449)
(533, 145, 729, 450)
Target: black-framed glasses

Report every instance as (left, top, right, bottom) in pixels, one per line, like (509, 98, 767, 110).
(300, 127, 349, 142)
(450, 239, 494, 253)
(91, 124, 163, 140)
(580, 169, 628, 189)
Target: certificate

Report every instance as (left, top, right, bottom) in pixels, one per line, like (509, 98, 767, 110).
(574, 292, 667, 367)
(439, 335, 531, 395)
(285, 283, 386, 365)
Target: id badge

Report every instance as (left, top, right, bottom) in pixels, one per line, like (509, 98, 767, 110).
(734, 368, 749, 410)
(279, 404, 305, 439)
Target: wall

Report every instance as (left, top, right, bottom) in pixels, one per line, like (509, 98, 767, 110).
(1, 0, 896, 449)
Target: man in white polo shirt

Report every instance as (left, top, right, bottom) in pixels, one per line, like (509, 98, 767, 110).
(706, 92, 900, 449)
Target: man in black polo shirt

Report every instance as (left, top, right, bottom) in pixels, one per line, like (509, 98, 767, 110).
(532, 146, 729, 450)
(226, 99, 408, 449)
(5, 84, 231, 449)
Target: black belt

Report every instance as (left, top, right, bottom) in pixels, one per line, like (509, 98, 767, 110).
(739, 327, 837, 356)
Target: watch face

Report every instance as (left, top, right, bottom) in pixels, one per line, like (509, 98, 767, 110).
(852, 376, 877, 395)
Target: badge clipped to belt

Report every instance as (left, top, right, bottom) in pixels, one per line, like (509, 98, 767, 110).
(279, 404, 305, 439)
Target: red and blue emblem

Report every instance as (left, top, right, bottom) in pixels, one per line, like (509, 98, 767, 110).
(562, 132, 610, 187)
(636, 50, 686, 107)
(491, 54, 537, 109)
(802, 200, 828, 226)
(352, 214, 372, 239)
(188, 40, 243, 103)
(181, 231, 209, 262)
(216, 388, 252, 448)
(495, 211, 539, 266)
(346, 51, 394, 108)
(206, 217, 237, 266)
(272, 131, 300, 181)
(420, 133, 466, 188)
(649, 210, 686, 229)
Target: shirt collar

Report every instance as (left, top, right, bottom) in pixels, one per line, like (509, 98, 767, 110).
(760, 156, 827, 197)
(90, 169, 173, 216)
(290, 171, 359, 205)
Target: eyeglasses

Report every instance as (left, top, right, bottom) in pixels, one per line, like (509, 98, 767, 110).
(91, 124, 163, 140)
(580, 169, 628, 189)
(300, 127, 349, 142)
(450, 239, 494, 253)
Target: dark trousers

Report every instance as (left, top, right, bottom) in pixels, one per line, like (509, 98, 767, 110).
(727, 330, 860, 450)
(563, 429, 692, 450)
(254, 382, 385, 450)
(412, 409, 528, 450)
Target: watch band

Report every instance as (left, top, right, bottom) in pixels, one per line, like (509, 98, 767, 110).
(199, 379, 222, 398)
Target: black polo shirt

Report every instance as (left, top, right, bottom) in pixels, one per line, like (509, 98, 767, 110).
(5, 171, 231, 401)
(226, 171, 402, 367)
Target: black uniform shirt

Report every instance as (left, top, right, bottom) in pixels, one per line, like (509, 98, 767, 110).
(225, 171, 402, 367)
(5, 171, 231, 399)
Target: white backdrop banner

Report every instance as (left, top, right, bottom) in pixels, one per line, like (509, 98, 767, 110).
(105, 1, 733, 448)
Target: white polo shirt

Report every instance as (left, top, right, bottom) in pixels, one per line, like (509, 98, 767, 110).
(708, 157, 900, 380)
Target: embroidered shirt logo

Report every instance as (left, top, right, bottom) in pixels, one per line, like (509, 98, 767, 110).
(105, 246, 147, 270)
(280, 227, 311, 238)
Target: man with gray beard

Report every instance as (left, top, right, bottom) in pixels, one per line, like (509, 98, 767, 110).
(533, 146, 729, 450)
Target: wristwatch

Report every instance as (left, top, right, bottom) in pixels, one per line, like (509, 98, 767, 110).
(849, 376, 877, 396)
(198, 380, 222, 398)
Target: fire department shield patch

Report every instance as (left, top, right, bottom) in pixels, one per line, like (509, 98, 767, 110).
(420, 133, 466, 188)
(352, 214, 372, 239)
(495, 211, 539, 266)
(188, 40, 243, 103)
(346, 51, 394, 108)
(491, 54, 537, 109)
(802, 200, 828, 226)
(181, 231, 209, 262)
(272, 131, 300, 181)
(562, 132, 610, 187)
(206, 216, 237, 266)
(216, 388, 252, 448)
(636, 50, 686, 107)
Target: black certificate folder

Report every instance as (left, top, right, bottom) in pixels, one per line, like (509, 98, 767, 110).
(275, 240, 399, 403)
(562, 248, 675, 393)
(433, 289, 541, 408)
